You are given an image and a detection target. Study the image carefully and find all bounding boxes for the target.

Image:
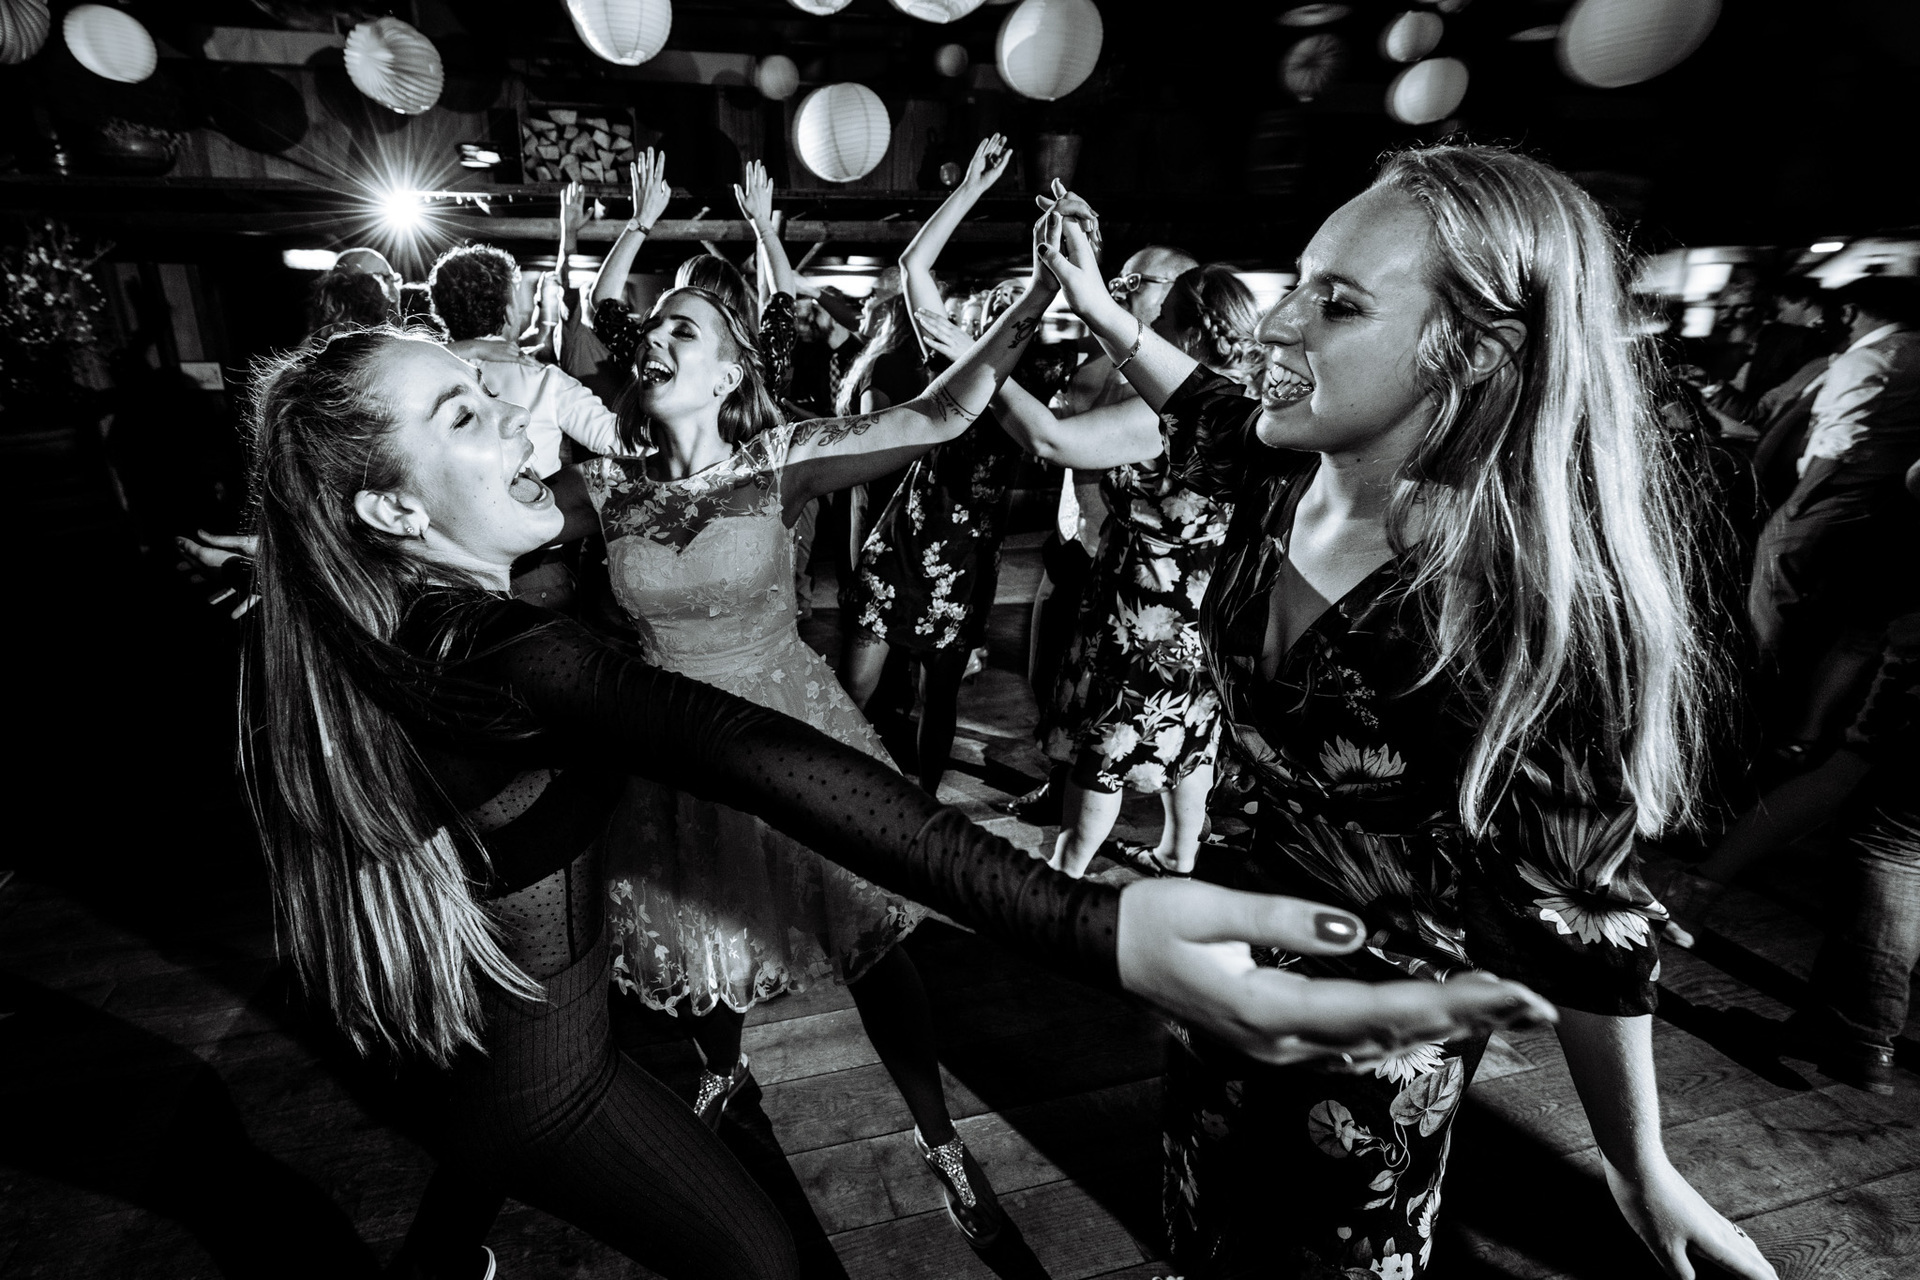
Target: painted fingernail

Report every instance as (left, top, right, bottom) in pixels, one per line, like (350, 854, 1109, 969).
(1314, 912, 1359, 944)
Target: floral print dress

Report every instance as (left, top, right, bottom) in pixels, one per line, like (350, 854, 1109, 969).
(1154, 371, 1670, 1278)
(844, 345, 1075, 654)
(579, 425, 927, 1014)
(1039, 391, 1242, 793)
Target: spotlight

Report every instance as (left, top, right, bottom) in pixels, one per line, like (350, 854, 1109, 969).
(283, 248, 339, 271)
(1810, 240, 1845, 254)
(379, 187, 425, 233)
(459, 143, 502, 169)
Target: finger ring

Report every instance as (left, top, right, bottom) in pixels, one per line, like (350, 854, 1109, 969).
(1339, 1052, 1354, 1068)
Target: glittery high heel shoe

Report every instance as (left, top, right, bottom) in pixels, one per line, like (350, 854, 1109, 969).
(914, 1125, 1008, 1248)
(692, 1053, 751, 1129)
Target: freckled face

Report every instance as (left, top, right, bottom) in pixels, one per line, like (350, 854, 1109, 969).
(1252, 188, 1439, 458)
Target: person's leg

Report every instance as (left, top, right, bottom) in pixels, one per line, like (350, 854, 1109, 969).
(1810, 802, 1920, 1085)
(1164, 763, 1214, 875)
(837, 630, 890, 711)
(916, 646, 970, 796)
(1052, 769, 1123, 879)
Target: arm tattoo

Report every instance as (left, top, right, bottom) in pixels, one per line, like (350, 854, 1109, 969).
(929, 383, 980, 424)
(789, 412, 884, 449)
(1005, 314, 1040, 350)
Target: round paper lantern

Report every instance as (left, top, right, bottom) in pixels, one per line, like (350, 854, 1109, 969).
(934, 42, 969, 76)
(566, 0, 671, 67)
(1281, 34, 1346, 102)
(755, 53, 799, 100)
(344, 17, 443, 114)
(1386, 56, 1468, 124)
(891, 0, 986, 21)
(1557, 0, 1719, 89)
(62, 5, 154, 83)
(1278, 4, 1350, 27)
(793, 83, 891, 183)
(1380, 11, 1442, 62)
(788, 0, 852, 13)
(996, 0, 1103, 102)
(1, 0, 50, 65)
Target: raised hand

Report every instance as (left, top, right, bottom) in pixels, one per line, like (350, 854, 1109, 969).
(1036, 179, 1102, 261)
(964, 133, 1014, 192)
(1029, 207, 1064, 295)
(559, 180, 589, 237)
(1036, 213, 1109, 318)
(1116, 878, 1559, 1067)
(913, 305, 974, 361)
(732, 158, 776, 227)
(630, 148, 672, 229)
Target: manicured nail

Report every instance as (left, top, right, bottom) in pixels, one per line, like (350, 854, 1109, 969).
(1314, 912, 1359, 944)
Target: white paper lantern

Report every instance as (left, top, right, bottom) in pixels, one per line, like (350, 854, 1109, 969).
(344, 17, 443, 115)
(62, 4, 154, 83)
(1278, 4, 1350, 27)
(793, 83, 891, 183)
(1557, 0, 1719, 89)
(788, 0, 852, 13)
(996, 0, 1103, 102)
(755, 53, 799, 100)
(1434, 0, 1470, 12)
(1380, 11, 1442, 62)
(1281, 33, 1345, 102)
(1386, 56, 1468, 124)
(935, 42, 970, 77)
(566, 0, 672, 67)
(891, 0, 986, 21)
(1, 0, 50, 65)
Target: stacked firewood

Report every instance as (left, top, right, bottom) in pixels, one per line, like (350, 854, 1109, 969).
(520, 106, 637, 185)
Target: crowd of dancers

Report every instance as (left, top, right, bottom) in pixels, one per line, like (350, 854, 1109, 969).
(174, 136, 1869, 1280)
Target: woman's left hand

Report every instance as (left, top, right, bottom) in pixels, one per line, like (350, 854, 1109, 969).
(913, 306, 974, 360)
(1605, 1157, 1778, 1280)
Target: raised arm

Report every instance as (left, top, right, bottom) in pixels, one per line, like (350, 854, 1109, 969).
(590, 149, 672, 312)
(901, 134, 1012, 357)
(916, 303, 1161, 470)
(777, 212, 1064, 509)
(1041, 209, 1199, 413)
(733, 159, 796, 305)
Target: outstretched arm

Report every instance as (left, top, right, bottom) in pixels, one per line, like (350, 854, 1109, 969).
(777, 211, 1065, 510)
(916, 304, 1161, 469)
(590, 149, 672, 312)
(734, 159, 796, 305)
(1041, 205, 1199, 413)
(901, 134, 1012, 358)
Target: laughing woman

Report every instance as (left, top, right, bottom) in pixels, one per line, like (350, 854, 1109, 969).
(1038, 148, 1777, 1280)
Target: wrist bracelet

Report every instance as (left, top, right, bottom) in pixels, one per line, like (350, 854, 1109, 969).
(1110, 318, 1145, 372)
(627, 218, 653, 235)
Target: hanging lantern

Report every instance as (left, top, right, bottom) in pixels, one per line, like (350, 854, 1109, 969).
(1509, 24, 1559, 41)
(996, 0, 1103, 102)
(793, 83, 891, 183)
(62, 4, 154, 83)
(1557, 0, 1719, 89)
(1379, 11, 1442, 62)
(891, 0, 986, 20)
(1434, 0, 1470, 12)
(1281, 33, 1345, 102)
(934, 42, 969, 77)
(0, 0, 50, 65)
(1278, 4, 1350, 27)
(755, 53, 799, 100)
(566, 0, 672, 67)
(344, 17, 444, 114)
(787, 0, 852, 13)
(1386, 56, 1468, 124)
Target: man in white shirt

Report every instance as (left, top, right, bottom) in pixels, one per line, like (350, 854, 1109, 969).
(1749, 274, 1920, 743)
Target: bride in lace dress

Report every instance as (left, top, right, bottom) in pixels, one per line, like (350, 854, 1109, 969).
(574, 250, 1060, 1245)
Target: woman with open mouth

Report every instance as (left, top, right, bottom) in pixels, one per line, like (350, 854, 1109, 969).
(1034, 145, 1778, 1280)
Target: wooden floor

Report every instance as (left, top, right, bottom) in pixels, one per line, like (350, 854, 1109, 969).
(3, 543, 1917, 1280)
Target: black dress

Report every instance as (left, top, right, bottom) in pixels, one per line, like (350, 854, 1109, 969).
(843, 344, 1076, 654)
(1153, 372, 1667, 1279)
(375, 590, 1120, 1278)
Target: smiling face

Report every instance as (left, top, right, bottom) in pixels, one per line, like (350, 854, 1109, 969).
(1253, 188, 1440, 459)
(634, 291, 743, 423)
(359, 341, 560, 578)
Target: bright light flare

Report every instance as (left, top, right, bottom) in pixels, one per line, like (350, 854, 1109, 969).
(1810, 240, 1845, 254)
(379, 187, 426, 233)
(283, 248, 339, 271)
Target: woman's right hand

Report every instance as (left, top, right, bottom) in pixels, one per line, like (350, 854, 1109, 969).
(1038, 214, 1118, 327)
(962, 132, 1014, 192)
(630, 148, 672, 229)
(1116, 878, 1558, 1067)
(176, 530, 259, 619)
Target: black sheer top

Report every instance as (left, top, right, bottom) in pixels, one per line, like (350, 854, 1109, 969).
(393, 591, 1121, 990)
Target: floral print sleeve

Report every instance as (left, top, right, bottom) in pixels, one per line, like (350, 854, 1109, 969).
(760, 292, 796, 399)
(1461, 750, 1666, 1016)
(590, 297, 643, 371)
(1159, 367, 1291, 502)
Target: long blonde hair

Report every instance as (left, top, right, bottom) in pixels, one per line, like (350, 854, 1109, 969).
(1376, 144, 1713, 836)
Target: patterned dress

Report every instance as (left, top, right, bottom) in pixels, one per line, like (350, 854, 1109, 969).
(844, 346, 1075, 654)
(1040, 386, 1243, 793)
(1155, 371, 1669, 1279)
(580, 425, 927, 1014)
